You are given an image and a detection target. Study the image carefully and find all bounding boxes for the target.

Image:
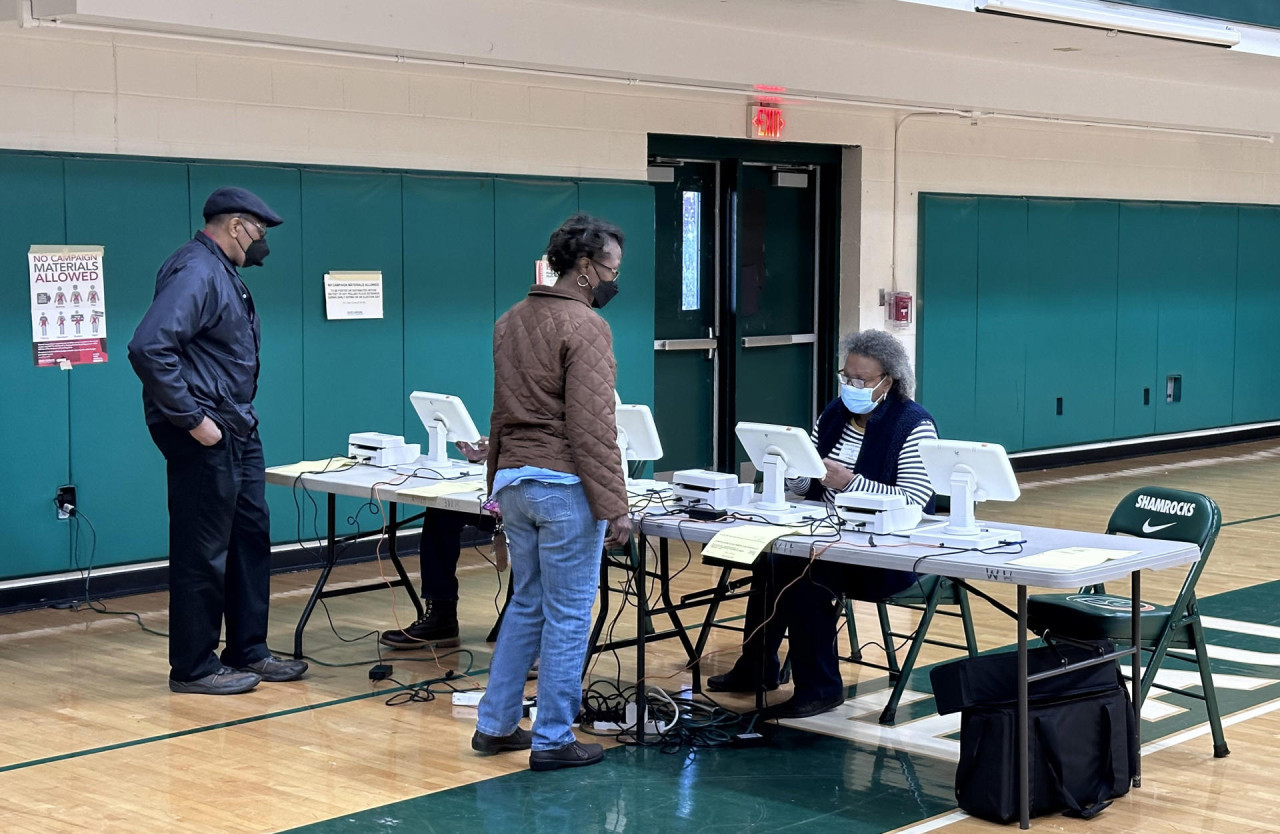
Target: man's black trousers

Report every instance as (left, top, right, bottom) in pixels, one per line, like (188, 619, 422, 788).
(149, 422, 272, 682)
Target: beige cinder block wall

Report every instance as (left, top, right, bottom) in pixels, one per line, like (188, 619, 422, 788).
(2, 20, 1277, 367)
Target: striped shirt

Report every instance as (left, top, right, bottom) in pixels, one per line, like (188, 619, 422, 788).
(786, 418, 937, 506)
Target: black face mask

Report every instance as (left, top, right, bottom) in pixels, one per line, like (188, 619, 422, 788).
(242, 237, 270, 268)
(591, 279, 620, 309)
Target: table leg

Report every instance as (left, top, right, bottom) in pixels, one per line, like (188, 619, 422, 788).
(689, 565, 734, 696)
(294, 493, 337, 659)
(1132, 570, 1142, 788)
(635, 532, 648, 746)
(583, 545, 612, 680)
(385, 502, 425, 619)
(1018, 584, 1030, 830)
(656, 537, 699, 669)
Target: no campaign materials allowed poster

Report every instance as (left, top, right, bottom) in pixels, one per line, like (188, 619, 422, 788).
(324, 271, 384, 320)
(30, 245, 107, 368)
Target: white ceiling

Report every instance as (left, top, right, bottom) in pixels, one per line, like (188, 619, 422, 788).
(559, 0, 1280, 92)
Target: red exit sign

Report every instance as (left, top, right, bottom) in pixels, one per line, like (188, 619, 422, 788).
(748, 104, 785, 140)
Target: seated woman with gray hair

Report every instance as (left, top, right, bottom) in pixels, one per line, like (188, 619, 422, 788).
(707, 329, 938, 719)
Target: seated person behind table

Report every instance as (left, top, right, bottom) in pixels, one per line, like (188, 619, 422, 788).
(380, 439, 500, 649)
(707, 328, 937, 719)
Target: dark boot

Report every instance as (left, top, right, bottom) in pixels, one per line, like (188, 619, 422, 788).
(379, 599, 460, 649)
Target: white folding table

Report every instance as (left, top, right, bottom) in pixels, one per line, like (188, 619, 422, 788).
(638, 515, 1199, 829)
(265, 463, 488, 658)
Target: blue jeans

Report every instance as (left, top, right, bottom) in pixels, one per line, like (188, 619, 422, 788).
(476, 480, 605, 751)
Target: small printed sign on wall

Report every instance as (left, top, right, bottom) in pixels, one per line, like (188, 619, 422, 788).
(323, 270, 384, 319)
(29, 244, 108, 368)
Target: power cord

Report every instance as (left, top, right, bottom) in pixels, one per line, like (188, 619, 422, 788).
(582, 684, 746, 753)
(58, 506, 171, 638)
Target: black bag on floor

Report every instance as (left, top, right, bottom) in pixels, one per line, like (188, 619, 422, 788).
(931, 642, 1139, 824)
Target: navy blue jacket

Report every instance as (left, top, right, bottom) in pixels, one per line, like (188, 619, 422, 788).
(128, 232, 261, 437)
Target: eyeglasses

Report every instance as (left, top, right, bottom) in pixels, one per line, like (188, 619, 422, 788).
(237, 216, 267, 238)
(837, 371, 886, 390)
(591, 259, 620, 280)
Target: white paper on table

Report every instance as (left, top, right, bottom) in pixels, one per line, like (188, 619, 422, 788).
(1008, 546, 1142, 570)
(398, 481, 485, 499)
(268, 457, 357, 478)
(700, 524, 795, 566)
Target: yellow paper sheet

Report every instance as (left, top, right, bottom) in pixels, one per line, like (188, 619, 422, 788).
(268, 457, 356, 478)
(1009, 546, 1141, 570)
(700, 524, 795, 566)
(398, 481, 485, 499)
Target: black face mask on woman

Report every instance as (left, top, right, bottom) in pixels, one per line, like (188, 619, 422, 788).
(591, 280, 620, 309)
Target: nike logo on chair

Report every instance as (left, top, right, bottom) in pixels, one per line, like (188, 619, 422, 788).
(1142, 519, 1177, 534)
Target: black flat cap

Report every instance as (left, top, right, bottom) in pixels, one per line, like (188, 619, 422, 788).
(202, 186, 284, 227)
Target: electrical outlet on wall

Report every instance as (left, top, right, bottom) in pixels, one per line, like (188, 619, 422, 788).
(55, 485, 76, 520)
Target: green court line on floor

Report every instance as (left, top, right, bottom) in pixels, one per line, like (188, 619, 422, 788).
(1222, 512, 1280, 527)
(0, 672, 483, 775)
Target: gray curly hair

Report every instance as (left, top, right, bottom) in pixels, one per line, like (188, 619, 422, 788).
(839, 329, 915, 401)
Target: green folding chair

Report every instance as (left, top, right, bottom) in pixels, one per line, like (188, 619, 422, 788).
(1027, 486, 1229, 758)
(841, 575, 980, 725)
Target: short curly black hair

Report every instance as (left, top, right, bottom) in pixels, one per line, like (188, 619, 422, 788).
(544, 213, 625, 277)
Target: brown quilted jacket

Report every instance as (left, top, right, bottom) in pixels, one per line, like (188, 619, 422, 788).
(486, 281, 628, 521)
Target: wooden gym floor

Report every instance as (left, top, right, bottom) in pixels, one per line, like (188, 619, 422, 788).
(2, 439, 1280, 832)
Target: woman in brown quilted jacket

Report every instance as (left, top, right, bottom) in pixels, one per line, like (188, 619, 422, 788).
(472, 214, 632, 772)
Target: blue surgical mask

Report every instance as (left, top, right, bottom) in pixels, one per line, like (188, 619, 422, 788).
(841, 381, 885, 415)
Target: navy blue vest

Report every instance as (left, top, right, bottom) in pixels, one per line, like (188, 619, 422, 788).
(804, 392, 937, 599)
(805, 393, 936, 512)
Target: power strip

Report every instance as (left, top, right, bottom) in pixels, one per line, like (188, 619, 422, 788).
(592, 702, 663, 735)
(451, 690, 484, 707)
(593, 718, 663, 734)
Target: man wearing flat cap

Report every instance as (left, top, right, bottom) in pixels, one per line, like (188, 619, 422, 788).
(128, 187, 307, 695)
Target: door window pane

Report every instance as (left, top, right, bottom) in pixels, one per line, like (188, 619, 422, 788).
(681, 191, 701, 311)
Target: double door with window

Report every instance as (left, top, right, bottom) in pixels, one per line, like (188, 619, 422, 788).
(651, 145, 838, 476)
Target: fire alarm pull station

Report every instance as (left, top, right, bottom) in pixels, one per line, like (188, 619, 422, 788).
(886, 291, 912, 329)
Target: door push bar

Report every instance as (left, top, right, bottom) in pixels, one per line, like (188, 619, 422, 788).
(740, 333, 817, 348)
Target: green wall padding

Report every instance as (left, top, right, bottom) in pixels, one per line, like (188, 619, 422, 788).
(401, 175, 497, 446)
(0, 151, 656, 582)
(1115, 203, 1162, 438)
(1022, 198, 1119, 448)
(0, 155, 70, 578)
(918, 195, 979, 441)
(1112, 0, 1280, 29)
(301, 171, 406, 457)
(1234, 207, 1280, 423)
(298, 171, 408, 545)
(65, 158, 190, 572)
(974, 196, 1028, 450)
(1152, 203, 1238, 434)
(921, 193, 1272, 453)
(578, 180, 657, 408)
(493, 179, 578, 315)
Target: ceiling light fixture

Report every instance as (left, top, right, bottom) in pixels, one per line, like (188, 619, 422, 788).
(976, 0, 1240, 47)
